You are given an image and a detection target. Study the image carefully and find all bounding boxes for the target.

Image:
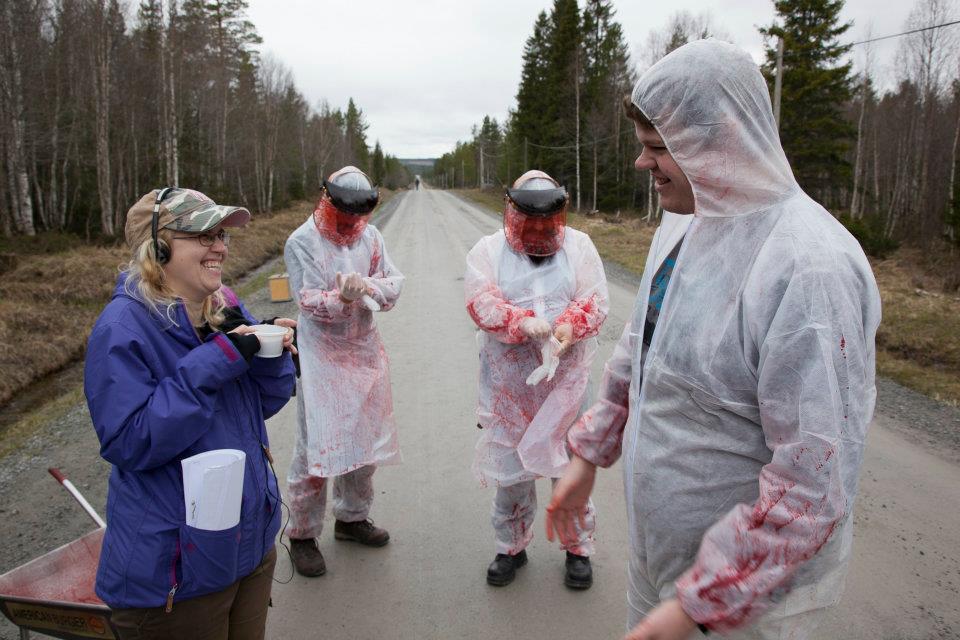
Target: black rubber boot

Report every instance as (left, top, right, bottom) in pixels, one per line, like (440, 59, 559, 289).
(564, 552, 593, 590)
(486, 549, 528, 587)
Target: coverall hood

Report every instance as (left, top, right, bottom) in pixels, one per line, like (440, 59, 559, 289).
(632, 39, 799, 218)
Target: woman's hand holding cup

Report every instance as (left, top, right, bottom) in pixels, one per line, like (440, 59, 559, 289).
(272, 318, 298, 355)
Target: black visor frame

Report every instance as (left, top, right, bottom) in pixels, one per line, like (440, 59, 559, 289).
(323, 179, 380, 215)
(506, 187, 569, 217)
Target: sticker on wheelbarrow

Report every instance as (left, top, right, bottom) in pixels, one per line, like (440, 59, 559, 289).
(3, 601, 115, 638)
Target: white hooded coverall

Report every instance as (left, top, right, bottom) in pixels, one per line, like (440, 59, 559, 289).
(285, 218, 404, 539)
(466, 227, 609, 555)
(567, 40, 882, 637)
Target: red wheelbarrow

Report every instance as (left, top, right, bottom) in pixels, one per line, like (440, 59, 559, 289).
(0, 469, 116, 639)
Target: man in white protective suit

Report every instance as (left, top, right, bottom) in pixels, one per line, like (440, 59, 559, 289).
(545, 40, 882, 639)
(464, 170, 609, 589)
(284, 166, 404, 577)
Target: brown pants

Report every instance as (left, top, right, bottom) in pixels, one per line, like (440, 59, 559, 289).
(110, 547, 277, 640)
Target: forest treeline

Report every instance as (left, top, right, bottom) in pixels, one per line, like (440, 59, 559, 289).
(433, 0, 960, 258)
(0, 0, 409, 239)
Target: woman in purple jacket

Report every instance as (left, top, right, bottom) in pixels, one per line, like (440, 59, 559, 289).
(84, 188, 296, 639)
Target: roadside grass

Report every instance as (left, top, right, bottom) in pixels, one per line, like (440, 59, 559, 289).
(872, 249, 960, 406)
(0, 385, 84, 460)
(455, 188, 960, 406)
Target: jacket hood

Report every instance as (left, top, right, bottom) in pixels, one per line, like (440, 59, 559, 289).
(632, 39, 799, 218)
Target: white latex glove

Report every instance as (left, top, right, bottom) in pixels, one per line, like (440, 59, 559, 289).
(361, 294, 380, 311)
(360, 278, 381, 311)
(526, 336, 562, 385)
(336, 271, 365, 302)
(520, 316, 552, 341)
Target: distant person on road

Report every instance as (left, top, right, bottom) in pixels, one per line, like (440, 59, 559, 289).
(464, 169, 609, 589)
(415, 176, 421, 191)
(84, 187, 297, 640)
(545, 40, 882, 640)
(284, 166, 405, 577)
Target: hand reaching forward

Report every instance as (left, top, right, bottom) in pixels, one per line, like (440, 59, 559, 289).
(545, 454, 596, 546)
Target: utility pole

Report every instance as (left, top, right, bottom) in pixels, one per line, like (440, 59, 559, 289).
(575, 50, 582, 211)
(461, 159, 465, 189)
(524, 137, 528, 168)
(773, 36, 784, 130)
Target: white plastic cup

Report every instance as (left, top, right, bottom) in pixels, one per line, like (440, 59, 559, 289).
(251, 324, 286, 358)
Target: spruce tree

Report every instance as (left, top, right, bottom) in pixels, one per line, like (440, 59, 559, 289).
(544, 0, 582, 188)
(760, 0, 854, 204)
(344, 98, 370, 172)
(513, 11, 553, 172)
(372, 141, 385, 186)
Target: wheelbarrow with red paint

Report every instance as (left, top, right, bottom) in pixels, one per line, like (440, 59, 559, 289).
(0, 469, 117, 639)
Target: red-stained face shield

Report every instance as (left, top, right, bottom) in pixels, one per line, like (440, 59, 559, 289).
(313, 196, 370, 246)
(503, 189, 568, 256)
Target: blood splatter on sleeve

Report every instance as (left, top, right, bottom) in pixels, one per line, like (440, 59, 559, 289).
(285, 234, 354, 323)
(554, 234, 609, 341)
(674, 265, 866, 633)
(364, 228, 404, 312)
(464, 236, 534, 344)
(566, 309, 636, 467)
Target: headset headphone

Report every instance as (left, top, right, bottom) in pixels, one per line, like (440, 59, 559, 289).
(151, 187, 175, 265)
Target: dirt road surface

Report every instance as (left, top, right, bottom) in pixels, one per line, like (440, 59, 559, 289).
(1, 189, 958, 639)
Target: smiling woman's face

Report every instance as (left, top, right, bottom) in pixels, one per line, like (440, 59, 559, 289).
(634, 122, 695, 214)
(162, 224, 228, 303)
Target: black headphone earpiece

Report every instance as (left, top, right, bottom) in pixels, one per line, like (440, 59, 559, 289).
(152, 187, 174, 265)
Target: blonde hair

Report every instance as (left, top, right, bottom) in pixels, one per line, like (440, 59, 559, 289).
(122, 228, 226, 328)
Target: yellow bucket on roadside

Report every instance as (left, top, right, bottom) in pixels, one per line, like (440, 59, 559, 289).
(268, 273, 292, 302)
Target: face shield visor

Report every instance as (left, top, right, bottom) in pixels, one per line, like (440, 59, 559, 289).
(503, 182, 568, 256)
(313, 168, 380, 246)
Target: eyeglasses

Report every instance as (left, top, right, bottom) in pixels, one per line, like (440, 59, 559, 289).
(172, 229, 231, 247)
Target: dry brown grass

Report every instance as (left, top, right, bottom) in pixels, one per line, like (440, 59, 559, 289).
(457, 189, 960, 406)
(871, 249, 960, 405)
(0, 202, 314, 407)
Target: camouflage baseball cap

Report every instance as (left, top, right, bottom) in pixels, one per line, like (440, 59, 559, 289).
(124, 188, 251, 249)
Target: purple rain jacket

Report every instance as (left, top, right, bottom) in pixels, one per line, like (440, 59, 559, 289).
(83, 275, 295, 609)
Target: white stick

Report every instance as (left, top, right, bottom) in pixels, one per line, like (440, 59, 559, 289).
(48, 468, 106, 528)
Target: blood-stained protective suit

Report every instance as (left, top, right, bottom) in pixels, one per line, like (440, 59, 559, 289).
(285, 167, 403, 538)
(567, 40, 882, 637)
(466, 171, 609, 555)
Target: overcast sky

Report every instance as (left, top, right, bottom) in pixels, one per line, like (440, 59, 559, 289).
(246, 0, 928, 159)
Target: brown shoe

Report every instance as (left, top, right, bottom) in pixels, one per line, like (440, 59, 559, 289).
(289, 538, 326, 577)
(334, 519, 390, 547)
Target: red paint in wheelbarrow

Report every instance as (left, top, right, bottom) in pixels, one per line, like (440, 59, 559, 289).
(0, 527, 117, 639)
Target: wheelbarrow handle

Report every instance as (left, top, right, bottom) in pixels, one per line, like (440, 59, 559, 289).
(48, 468, 106, 529)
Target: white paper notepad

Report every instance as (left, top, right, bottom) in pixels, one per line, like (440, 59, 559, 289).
(181, 449, 246, 531)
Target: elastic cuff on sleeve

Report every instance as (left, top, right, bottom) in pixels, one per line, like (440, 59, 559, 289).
(224, 332, 260, 362)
